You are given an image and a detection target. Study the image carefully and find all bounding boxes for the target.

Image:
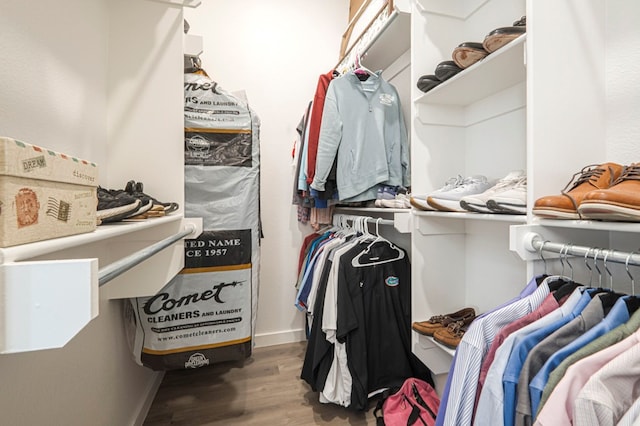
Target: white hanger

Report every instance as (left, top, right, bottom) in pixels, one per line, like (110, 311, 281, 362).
(351, 218, 405, 267)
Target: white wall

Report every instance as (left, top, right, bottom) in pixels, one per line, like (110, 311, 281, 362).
(185, 0, 350, 346)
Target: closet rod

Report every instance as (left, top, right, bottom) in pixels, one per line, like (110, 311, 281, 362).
(98, 224, 197, 286)
(524, 232, 640, 268)
(334, 214, 394, 227)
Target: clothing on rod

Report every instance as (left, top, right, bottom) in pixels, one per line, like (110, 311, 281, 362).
(297, 219, 432, 410)
(439, 266, 640, 426)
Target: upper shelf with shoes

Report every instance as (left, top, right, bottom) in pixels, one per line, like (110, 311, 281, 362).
(414, 33, 526, 108)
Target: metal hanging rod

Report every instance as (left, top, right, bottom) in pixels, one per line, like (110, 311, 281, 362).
(98, 224, 197, 286)
(333, 214, 394, 227)
(524, 232, 640, 268)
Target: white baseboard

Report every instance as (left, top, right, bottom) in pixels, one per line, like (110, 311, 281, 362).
(254, 328, 306, 348)
(133, 371, 165, 426)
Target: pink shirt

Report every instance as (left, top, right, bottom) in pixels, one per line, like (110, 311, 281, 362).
(535, 330, 640, 425)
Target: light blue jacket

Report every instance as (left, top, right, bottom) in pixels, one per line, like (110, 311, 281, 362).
(310, 71, 410, 200)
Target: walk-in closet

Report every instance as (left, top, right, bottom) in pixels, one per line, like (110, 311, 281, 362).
(1, 0, 639, 425)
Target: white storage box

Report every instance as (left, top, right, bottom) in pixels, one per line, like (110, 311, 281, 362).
(0, 137, 98, 247)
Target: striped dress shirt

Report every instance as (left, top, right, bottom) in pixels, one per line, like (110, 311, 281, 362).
(442, 276, 553, 425)
(435, 277, 541, 426)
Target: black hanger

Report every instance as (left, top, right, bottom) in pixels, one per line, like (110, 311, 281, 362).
(553, 281, 581, 302)
(625, 296, 640, 314)
(598, 291, 625, 316)
(624, 252, 640, 314)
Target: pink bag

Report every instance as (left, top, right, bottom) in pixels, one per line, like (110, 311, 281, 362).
(374, 377, 440, 426)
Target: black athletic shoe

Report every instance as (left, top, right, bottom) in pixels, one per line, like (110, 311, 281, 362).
(125, 180, 179, 214)
(96, 187, 141, 224)
(108, 188, 154, 218)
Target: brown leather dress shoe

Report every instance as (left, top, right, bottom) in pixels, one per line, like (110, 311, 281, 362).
(533, 162, 624, 219)
(412, 307, 475, 336)
(433, 315, 475, 349)
(578, 163, 640, 221)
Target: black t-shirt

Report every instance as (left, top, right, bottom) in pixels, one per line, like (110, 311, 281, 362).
(336, 240, 431, 410)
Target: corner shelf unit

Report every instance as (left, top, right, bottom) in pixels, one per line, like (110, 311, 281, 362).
(409, 0, 640, 385)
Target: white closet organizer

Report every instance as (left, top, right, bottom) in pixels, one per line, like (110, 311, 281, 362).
(409, 0, 640, 388)
(0, 214, 203, 355)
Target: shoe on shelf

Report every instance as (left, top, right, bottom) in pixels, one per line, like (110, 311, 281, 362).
(376, 184, 407, 201)
(532, 162, 624, 219)
(577, 163, 640, 221)
(96, 187, 141, 224)
(432, 314, 476, 349)
(486, 177, 527, 214)
(452, 42, 489, 69)
(427, 175, 493, 212)
(409, 194, 436, 211)
(412, 307, 476, 337)
(460, 170, 525, 213)
(434, 60, 463, 82)
(108, 188, 154, 218)
(375, 185, 407, 207)
(482, 16, 526, 53)
(378, 193, 410, 209)
(417, 74, 441, 93)
(125, 180, 179, 214)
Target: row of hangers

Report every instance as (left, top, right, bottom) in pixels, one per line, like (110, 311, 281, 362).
(536, 241, 640, 301)
(326, 214, 404, 267)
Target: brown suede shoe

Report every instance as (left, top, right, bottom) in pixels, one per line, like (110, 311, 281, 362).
(412, 307, 475, 336)
(578, 163, 640, 221)
(433, 316, 474, 349)
(533, 162, 624, 219)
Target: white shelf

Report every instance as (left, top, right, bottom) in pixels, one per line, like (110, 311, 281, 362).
(0, 214, 184, 264)
(335, 206, 409, 214)
(530, 218, 640, 233)
(336, 0, 411, 73)
(413, 332, 455, 375)
(414, 210, 527, 223)
(361, 9, 411, 72)
(0, 214, 203, 353)
(414, 34, 526, 106)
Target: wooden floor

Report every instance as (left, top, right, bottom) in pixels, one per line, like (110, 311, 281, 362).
(143, 341, 379, 425)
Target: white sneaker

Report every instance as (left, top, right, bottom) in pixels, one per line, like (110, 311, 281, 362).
(487, 177, 527, 214)
(379, 193, 410, 209)
(409, 194, 435, 211)
(427, 175, 493, 212)
(459, 170, 525, 213)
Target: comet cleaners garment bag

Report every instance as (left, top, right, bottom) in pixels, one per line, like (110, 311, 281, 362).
(125, 70, 260, 370)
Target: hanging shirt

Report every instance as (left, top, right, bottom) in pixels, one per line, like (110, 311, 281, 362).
(573, 343, 640, 426)
(616, 396, 640, 426)
(528, 296, 631, 419)
(435, 276, 542, 426)
(535, 320, 640, 426)
(502, 288, 597, 426)
(441, 275, 553, 426)
(473, 287, 581, 426)
(513, 293, 611, 426)
(311, 71, 410, 200)
(336, 240, 428, 410)
(306, 70, 336, 185)
(537, 306, 640, 415)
